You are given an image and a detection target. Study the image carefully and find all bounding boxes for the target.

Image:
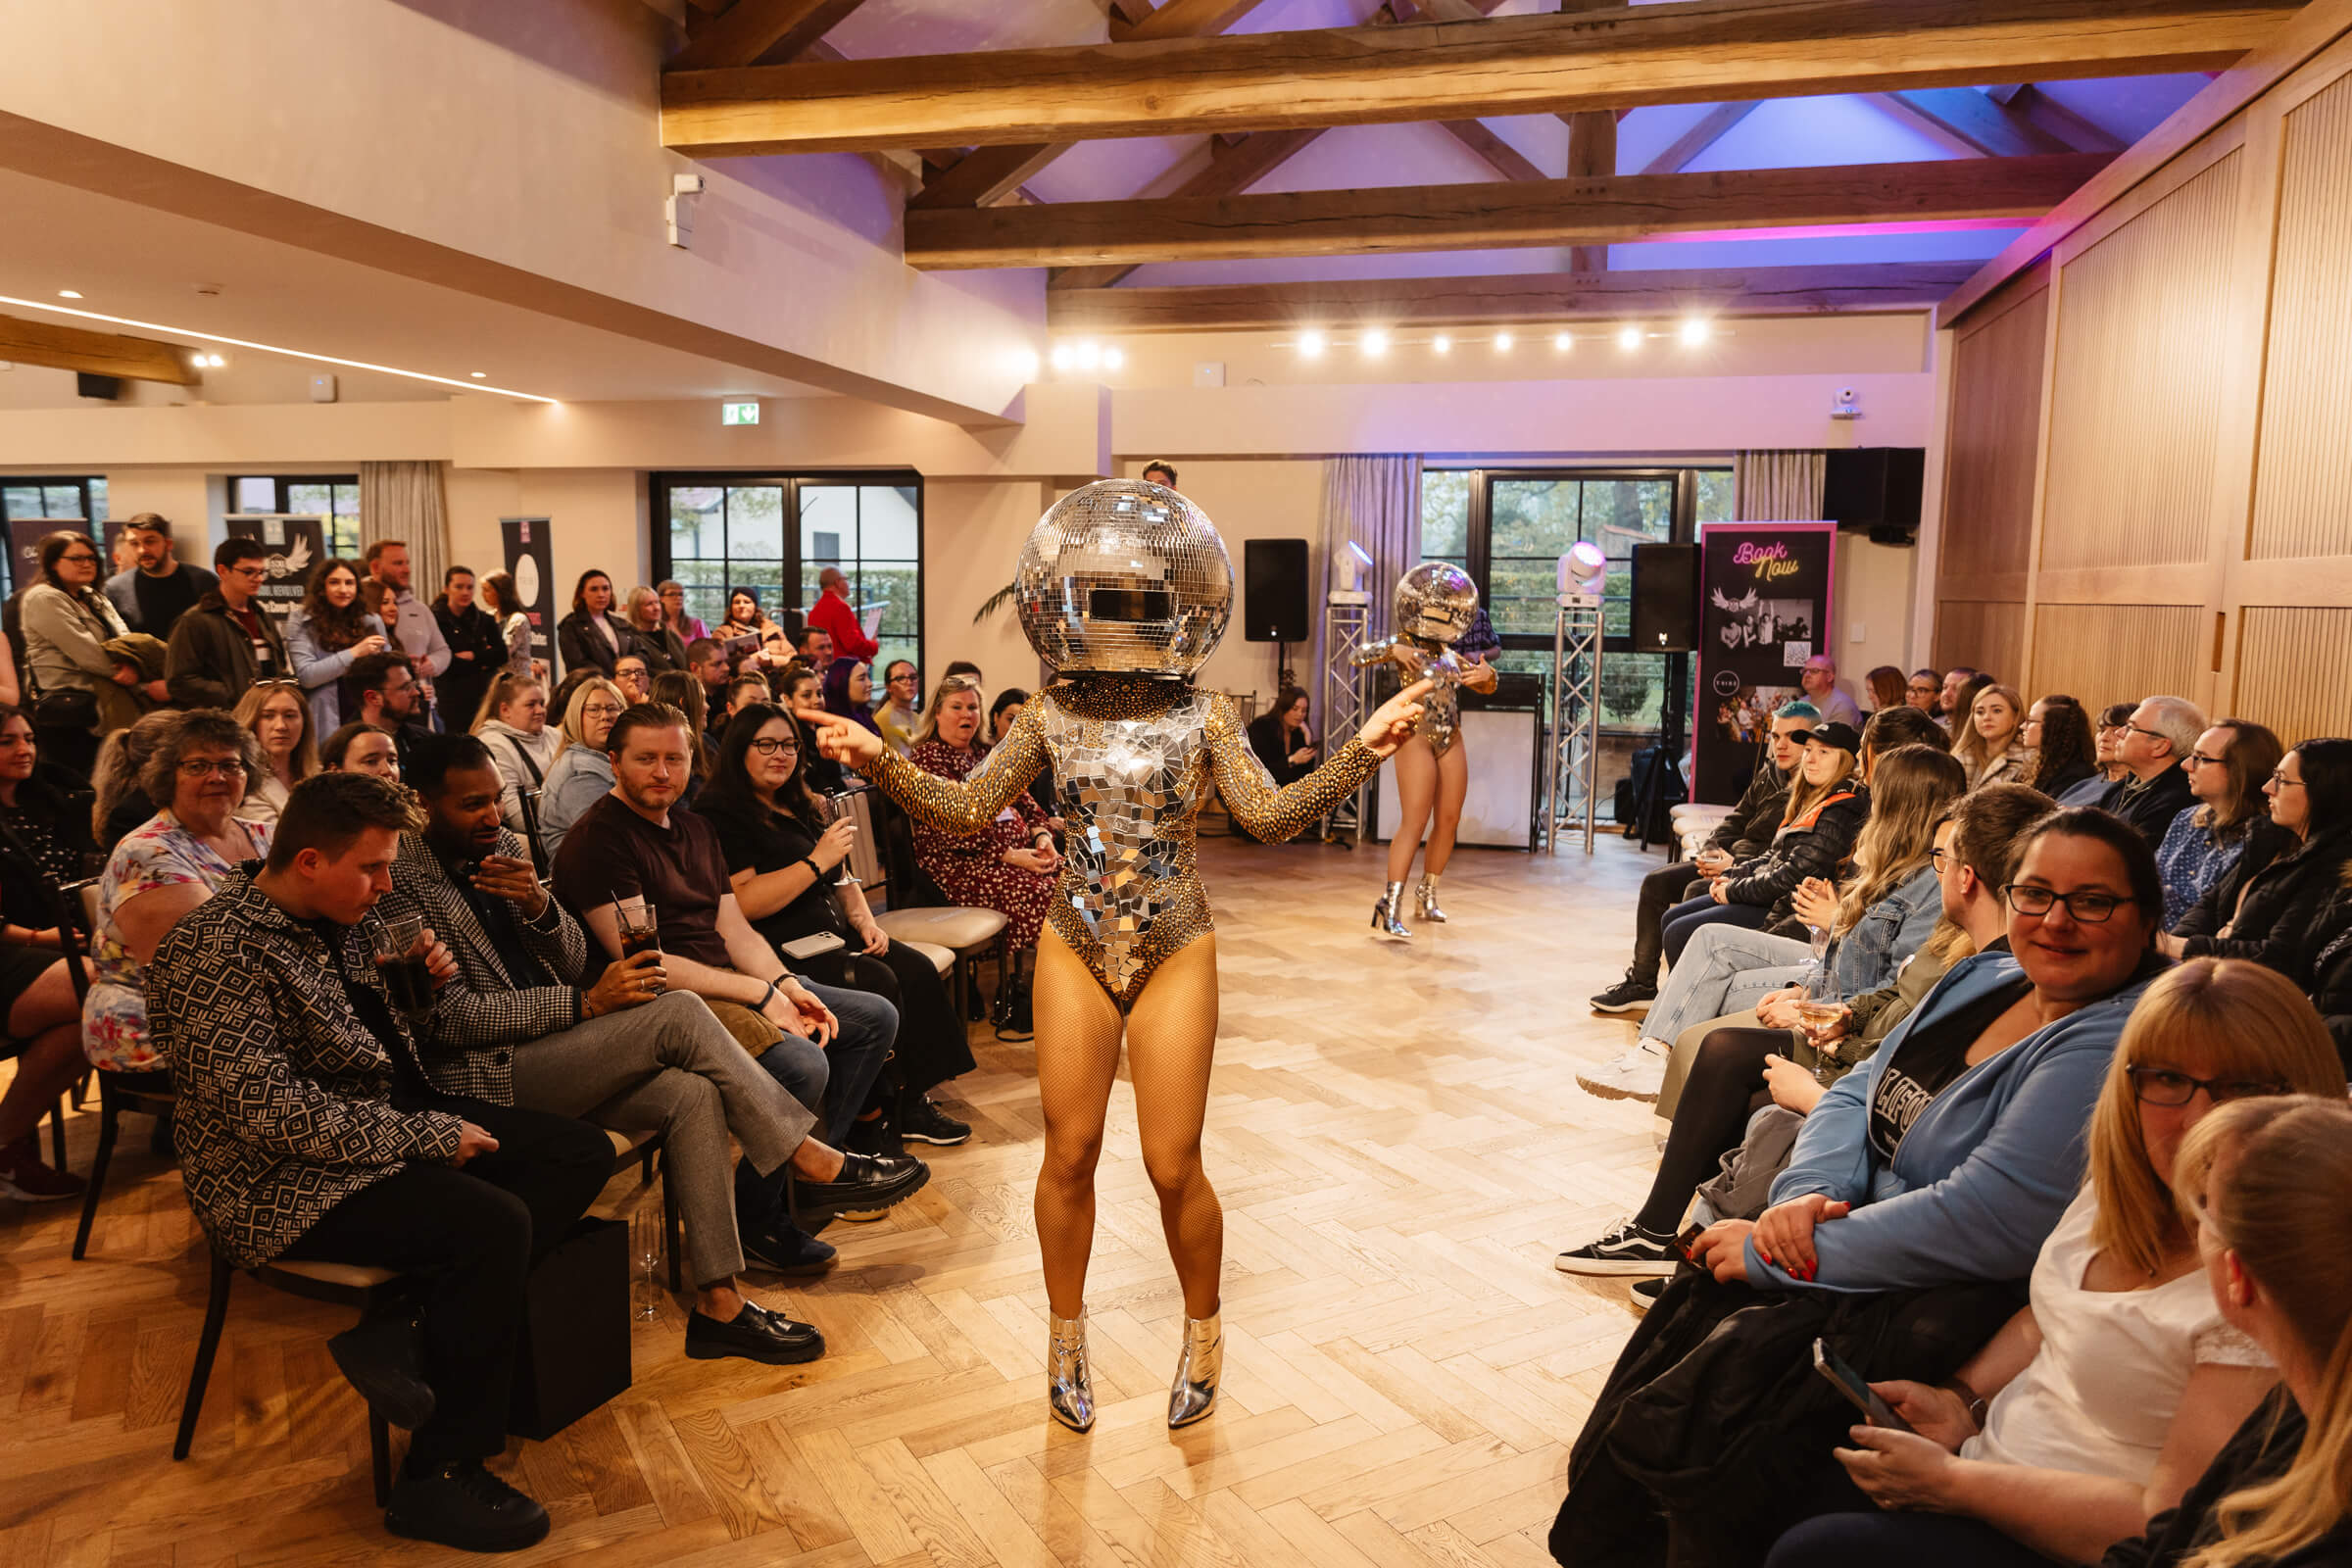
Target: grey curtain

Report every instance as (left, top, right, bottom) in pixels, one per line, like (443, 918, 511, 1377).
(1313, 456, 1421, 723)
(359, 461, 451, 593)
(1733, 451, 1828, 521)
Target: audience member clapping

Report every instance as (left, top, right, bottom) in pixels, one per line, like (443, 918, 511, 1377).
(230, 678, 318, 824)
(2156, 719, 2290, 929)
(2024, 693, 2099, 799)
(1954, 682, 2033, 791)
(0, 705, 98, 1200)
(2101, 696, 2207, 843)
(2161, 739, 2352, 985)
(535, 676, 624, 859)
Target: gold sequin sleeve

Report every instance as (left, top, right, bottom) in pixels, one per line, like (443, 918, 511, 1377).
(859, 704, 1049, 834)
(1204, 692, 1379, 845)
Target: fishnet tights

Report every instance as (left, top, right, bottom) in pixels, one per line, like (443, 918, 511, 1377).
(1031, 924, 1225, 1320)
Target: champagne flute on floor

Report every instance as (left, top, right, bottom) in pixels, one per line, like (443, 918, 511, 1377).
(631, 1201, 662, 1320)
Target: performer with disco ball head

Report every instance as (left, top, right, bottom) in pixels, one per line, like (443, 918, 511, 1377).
(1353, 563, 1499, 939)
(811, 477, 1431, 1434)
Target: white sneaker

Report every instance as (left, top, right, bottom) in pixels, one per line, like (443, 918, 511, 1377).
(1576, 1039, 1670, 1102)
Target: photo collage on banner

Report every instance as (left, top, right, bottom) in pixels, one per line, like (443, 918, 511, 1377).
(223, 514, 326, 631)
(1692, 519, 1838, 804)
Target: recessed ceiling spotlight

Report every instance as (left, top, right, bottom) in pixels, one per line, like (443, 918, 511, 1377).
(1102, 346, 1125, 371)
(1362, 329, 1390, 358)
(1050, 343, 1075, 371)
(1618, 323, 1643, 353)
(1298, 329, 1326, 358)
(1553, 330, 1574, 352)
(1680, 317, 1712, 347)
(58, 289, 82, 300)
(1494, 331, 1514, 353)
(1431, 333, 1451, 355)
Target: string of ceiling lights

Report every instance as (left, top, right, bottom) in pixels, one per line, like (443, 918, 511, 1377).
(1031, 317, 1720, 377)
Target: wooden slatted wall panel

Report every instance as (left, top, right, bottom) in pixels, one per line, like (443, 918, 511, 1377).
(2234, 607, 2352, 743)
(2249, 74, 2352, 563)
(1939, 284, 2048, 588)
(1933, 600, 2026, 682)
(2038, 152, 2242, 572)
(2028, 604, 2203, 710)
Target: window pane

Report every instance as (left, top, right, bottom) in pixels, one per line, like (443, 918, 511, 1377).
(233, 477, 276, 512)
(286, 482, 335, 518)
(1421, 470, 1471, 558)
(669, 486, 723, 561)
(4, 486, 46, 521)
(42, 485, 85, 518)
(87, 478, 108, 520)
(727, 486, 785, 562)
(1697, 468, 1736, 523)
(860, 563, 919, 648)
(799, 485, 856, 595)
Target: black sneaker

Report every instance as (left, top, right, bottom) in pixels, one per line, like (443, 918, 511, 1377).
(846, 1115, 903, 1160)
(1553, 1219, 1679, 1277)
(1589, 977, 1658, 1014)
(1630, 1277, 1666, 1312)
(326, 1306, 435, 1431)
(899, 1096, 971, 1147)
(741, 1223, 836, 1276)
(385, 1458, 550, 1552)
(686, 1301, 825, 1366)
(800, 1152, 929, 1227)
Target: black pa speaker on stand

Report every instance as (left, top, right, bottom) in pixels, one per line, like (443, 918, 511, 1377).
(1244, 538, 1311, 689)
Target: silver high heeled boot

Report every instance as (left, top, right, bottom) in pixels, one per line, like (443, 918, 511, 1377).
(1047, 1309, 1095, 1433)
(1372, 881, 1411, 940)
(1167, 1310, 1223, 1429)
(1414, 874, 1448, 923)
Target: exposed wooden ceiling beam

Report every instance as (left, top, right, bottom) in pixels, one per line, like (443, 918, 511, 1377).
(1562, 0, 1619, 276)
(1048, 126, 1329, 290)
(1874, 87, 2081, 157)
(667, 0, 867, 72)
(1115, 0, 1271, 43)
(1046, 263, 1980, 331)
(1439, 120, 1546, 180)
(0, 313, 199, 384)
(908, 152, 2111, 270)
(661, 0, 2292, 157)
(1641, 101, 1759, 173)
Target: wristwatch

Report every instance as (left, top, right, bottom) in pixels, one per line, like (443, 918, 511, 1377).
(1943, 1375, 1989, 1431)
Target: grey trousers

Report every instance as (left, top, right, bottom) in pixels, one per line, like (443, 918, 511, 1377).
(509, 990, 815, 1288)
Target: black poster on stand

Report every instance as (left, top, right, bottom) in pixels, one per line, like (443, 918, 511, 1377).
(501, 516, 555, 673)
(223, 514, 325, 632)
(1692, 520, 1838, 805)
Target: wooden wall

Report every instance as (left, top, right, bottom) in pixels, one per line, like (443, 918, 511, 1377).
(1931, 26, 2352, 743)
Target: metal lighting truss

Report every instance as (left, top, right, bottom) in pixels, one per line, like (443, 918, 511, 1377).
(1546, 591, 1605, 855)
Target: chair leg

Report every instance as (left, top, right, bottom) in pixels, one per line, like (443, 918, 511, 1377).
(370, 1408, 393, 1507)
(662, 1152, 683, 1294)
(174, 1254, 233, 1460)
(639, 1145, 656, 1186)
(48, 1095, 68, 1173)
(71, 1090, 121, 1261)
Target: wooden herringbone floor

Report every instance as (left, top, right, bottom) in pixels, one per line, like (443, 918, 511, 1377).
(1, 830, 1673, 1567)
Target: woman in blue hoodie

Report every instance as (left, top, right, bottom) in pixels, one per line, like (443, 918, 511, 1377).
(1553, 808, 2170, 1568)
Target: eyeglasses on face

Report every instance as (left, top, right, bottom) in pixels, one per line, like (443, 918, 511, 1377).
(2267, 769, 2304, 790)
(1930, 846, 1950, 868)
(2003, 883, 2133, 922)
(176, 758, 246, 779)
(583, 701, 624, 718)
(1907, 682, 1938, 695)
(2126, 1066, 2288, 1108)
(58, 551, 99, 565)
(223, 564, 269, 580)
(2124, 722, 2170, 743)
(2184, 752, 2226, 768)
(747, 737, 801, 756)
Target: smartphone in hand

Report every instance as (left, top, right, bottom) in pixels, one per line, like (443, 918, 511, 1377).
(1812, 1339, 1912, 1431)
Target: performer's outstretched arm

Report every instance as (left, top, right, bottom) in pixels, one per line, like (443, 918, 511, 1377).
(1203, 681, 1435, 845)
(814, 705, 1047, 834)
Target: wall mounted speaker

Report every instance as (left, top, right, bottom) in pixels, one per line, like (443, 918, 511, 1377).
(1823, 448, 1926, 538)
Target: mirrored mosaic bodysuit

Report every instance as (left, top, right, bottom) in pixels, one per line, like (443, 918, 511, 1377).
(864, 674, 1379, 1009)
(1351, 640, 1486, 759)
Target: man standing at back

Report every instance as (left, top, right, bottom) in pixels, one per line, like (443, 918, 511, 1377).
(104, 514, 216, 640)
(803, 566, 877, 665)
(165, 537, 289, 709)
(368, 540, 453, 730)
(2099, 694, 2206, 844)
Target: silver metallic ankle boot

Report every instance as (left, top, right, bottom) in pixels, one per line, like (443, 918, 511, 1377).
(1414, 874, 1448, 923)
(1167, 1310, 1223, 1429)
(1047, 1309, 1095, 1433)
(1372, 881, 1411, 940)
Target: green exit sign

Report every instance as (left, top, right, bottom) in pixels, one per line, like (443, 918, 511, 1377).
(721, 400, 760, 425)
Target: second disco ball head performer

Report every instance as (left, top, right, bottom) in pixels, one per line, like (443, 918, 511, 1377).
(1353, 562, 1499, 939)
(812, 478, 1430, 1433)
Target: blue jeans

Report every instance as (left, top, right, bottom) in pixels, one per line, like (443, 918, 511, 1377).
(734, 980, 897, 1230)
(1660, 894, 1773, 965)
(1765, 1509, 2061, 1568)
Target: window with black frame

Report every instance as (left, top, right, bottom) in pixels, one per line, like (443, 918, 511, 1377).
(1, 476, 108, 598)
(1420, 466, 1734, 731)
(653, 472, 923, 680)
(226, 474, 362, 560)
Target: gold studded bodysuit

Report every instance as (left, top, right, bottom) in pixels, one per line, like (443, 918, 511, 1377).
(860, 674, 1380, 1010)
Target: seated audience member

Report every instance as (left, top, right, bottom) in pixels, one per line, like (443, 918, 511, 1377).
(2059, 703, 2141, 808)
(0, 705, 97, 1200)
(984, 685, 1060, 823)
(1936, 665, 1981, 726)
(725, 672, 775, 727)
(875, 659, 919, 756)
(794, 624, 834, 673)
(2311, 890, 2352, 1070)
(650, 670, 718, 794)
(1654, 720, 1867, 966)
(1551, 808, 2170, 1568)
(699, 705, 976, 1148)
(685, 638, 730, 727)
(1568, 740, 1962, 1145)
(658, 580, 708, 646)
(555, 569, 631, 679)
(1907, 669, 1943, 715)
(1954, 682, 2033, 791)
(545, 667, 598, 731)
(2102, 696, 2207, 843)
(149, 771, 612, 1552)
(1856, 704, 1951, 768)
(1800, 655, 1865, 729)
(469, 671, 557, 837)
(535, 676, 624, 859)
(2158, 720, 2291, 929)
(550, 704, 897, 1168)
(906, 675, 1059, 1034)
(718, 588, 785, 653)
(346, 650, 424, 774)
(384, 737, 923, 1326)
(1247, 686, 1319, 791)
(231, 679, 318, 824)
(1863, 666, 1907, 714)
(779, 665, 845, 792)
(1592, 701, 1812, 1013)
(166, 537, 289, 710)
(622, 585, 686, 677)
(942, 660, 983, 688)
(89, 710, 178, 850)
(322, 720, 403, 782)
(285, 558, 390, 735)
(2161, 740, 2352, 986)
(2025, 693, 2100, 800)
(84, 710, 271, 1076)
(826, 657, 880, 738)
(1763, 960, 2342, 1568)
(612, 652, 652, 705)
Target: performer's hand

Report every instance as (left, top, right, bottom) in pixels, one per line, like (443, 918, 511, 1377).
(1464, 660, 1499, 694)
(1359, 678, 1435, 758)
(810, 714, 884, 769)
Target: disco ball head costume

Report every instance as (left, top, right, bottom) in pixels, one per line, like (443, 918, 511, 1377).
(1351, 562, 1499, 939)
(813, 479, 1430, 1433)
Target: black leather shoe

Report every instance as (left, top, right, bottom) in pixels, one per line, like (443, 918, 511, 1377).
(385, 1458, 550, 1552)
(741, 1223, 836, 1276)
(685, 1301, 825, 1366)
(327, 1306, 434, 1431)
(793, 1152, 929, 1228)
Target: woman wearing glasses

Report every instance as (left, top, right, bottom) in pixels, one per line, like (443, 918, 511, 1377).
(536, 677, 627, 860)
(1553, 808, 2172, 1566)
(2161, 740, 2352, 987)
(19, 530, 152, 738)
(83, 711, 271, 1075)
(875, 661, 920, 756)
(2152, 720, 2289, 930)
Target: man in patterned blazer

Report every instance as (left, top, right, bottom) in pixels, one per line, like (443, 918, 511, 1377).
(149, 771, 612, 1553)
(378, 734, 927, 1366)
